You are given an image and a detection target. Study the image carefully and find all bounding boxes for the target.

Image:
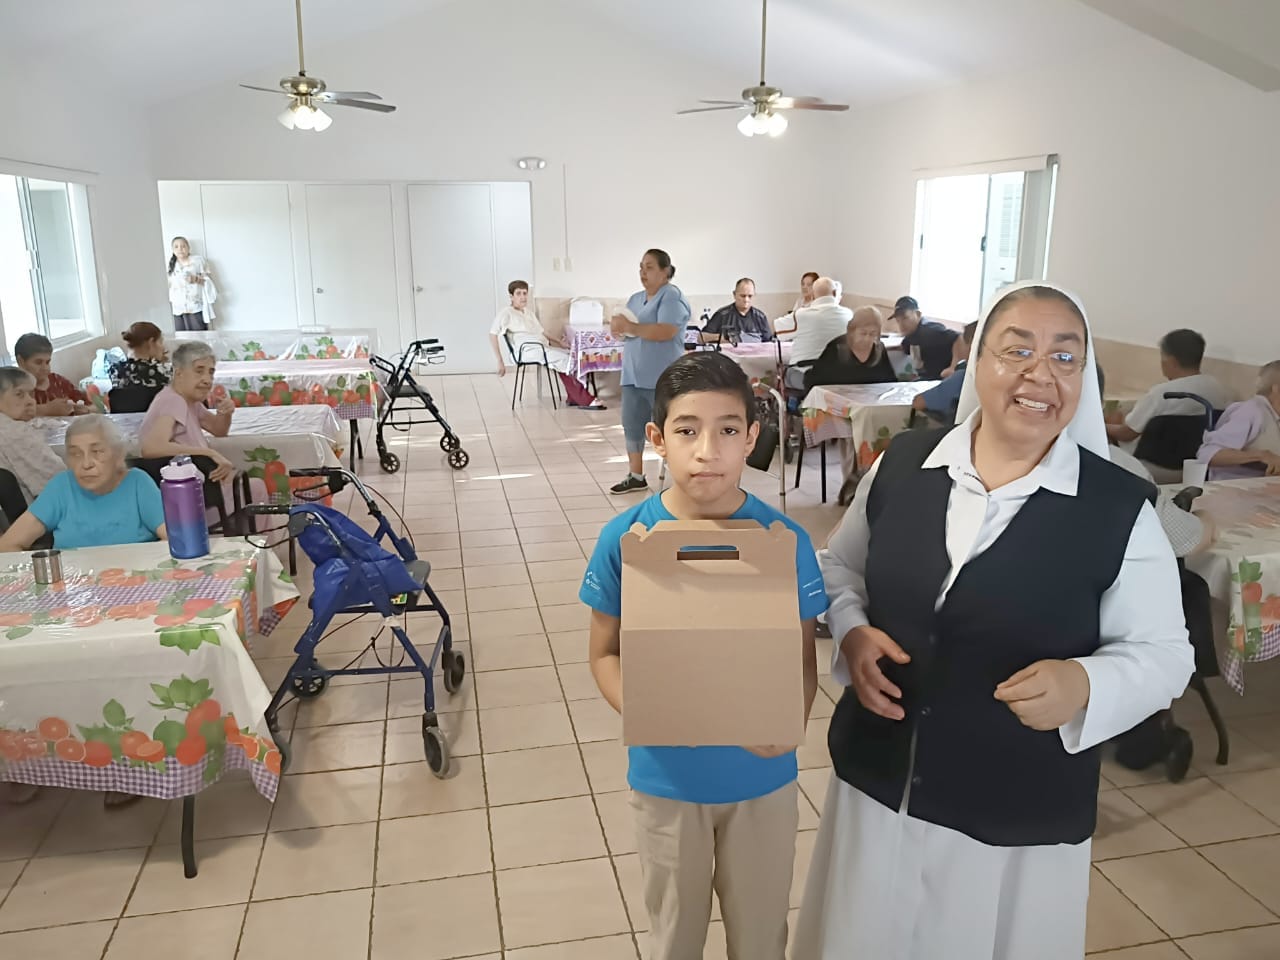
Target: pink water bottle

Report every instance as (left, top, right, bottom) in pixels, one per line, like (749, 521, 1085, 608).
(160, 456, 211, 559)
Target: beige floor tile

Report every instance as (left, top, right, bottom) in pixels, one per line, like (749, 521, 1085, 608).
(380, 756, 487, 819)
(484, 744, 590, 806)
(108, 904, 244, 959)
(527, 558, 588, 583)
(384, 710, 479, 764)
(808, 690, 836, 719)
(462, 528, 520, 549)
(425, 548, 462, 569)
(470, 632, 555, 672)
(1086, 945, 1189, 959)
(1199, 835, 1280, 914)
(1215, 768, 1280, 825)
(1085, 867, 1166, 953)
(1098, 849, 1275, 938)
(797, 767, 831, 817)
(270, 767, 382, 832)
(1123, 778, 1278, 845)
(522, 540, 586, 563)
(540, 602, 590, 633)
(463, 544, 527, 566)
(510, 510, 568, 527)
(797, 787, 820, 830)
(506, 933, 639, 959)
(0, 860, 21, 900)
(596, 791, 637, 856)
(564, 507, 619, 524)
(558, 495, 615, 511)
(0, 847, 146, 931)
(1093, 790, 1187, 861)
(496, 857, 630, 948)
(372, 874, 501, 960)
(469, 608, 547, 641)
(582, 739, 630, 794)
(0, 786, 67, 860)
(533, 578, 584, 607)
(614, 852, 647, 931)
(457, 512, 515, 532)
(0, 921, 115, 959)
(550, 629, 591, 664)
(291, 682, 388, 729)
(479, 702, 575, 753)
(816, 675, 846, 704)
(376, 809, 492, 884)
(287, 720, 386, 774)
(126, 835, 263, 915)
(253, 822, 377, 900)
(559, 661, 604, 701)
(571, 699, 623, 742)
(509, 498, 563, 515)
(474, 665, 565, 709)
(491, 796, 607, 869)
(416, 532, 460, 552)
(37, 792, 166, 856)
(1101, 755, 1203, 790)
(463, 563, 531, 588)
(796, 716, 832, 769)
(467, 583, 537, 612)
(1178, 923, 1280, 959)
(519, 524, 577, 545)
(238, 889, 371, 960)
(386, 671, 474, 718)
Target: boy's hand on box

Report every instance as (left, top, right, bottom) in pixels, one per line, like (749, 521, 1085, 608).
(842, 625, 910, 721)
(745, 745, 794, 759)
(994, 659, 1091, 731)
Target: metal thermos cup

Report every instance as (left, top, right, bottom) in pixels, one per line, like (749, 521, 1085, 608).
(31, 549, 63, 585)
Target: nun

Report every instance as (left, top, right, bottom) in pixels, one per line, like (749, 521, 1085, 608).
(794, 282, 1193, 960)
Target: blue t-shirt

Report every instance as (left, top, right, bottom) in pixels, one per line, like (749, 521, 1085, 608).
(30, 469, 165, 549)
(621, 284, 690, 389)
(917, 359, 966, 416)
(580, 492, 829, 804)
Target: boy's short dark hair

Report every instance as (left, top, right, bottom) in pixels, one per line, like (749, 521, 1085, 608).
(1158, 328, 1205, 370)
(507, 280, 529, 296)
(652, 352, 757, 432)
(14, 332, 52, 359)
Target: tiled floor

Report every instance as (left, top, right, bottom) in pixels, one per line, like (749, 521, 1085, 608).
(3, 373, 1280, 959)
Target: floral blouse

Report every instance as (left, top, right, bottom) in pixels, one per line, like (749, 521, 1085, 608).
(108, 357, 171, 390)
(168, 255, 210, 315)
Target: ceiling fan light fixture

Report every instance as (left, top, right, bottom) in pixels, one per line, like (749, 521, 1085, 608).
(292, 102, 317, 131)
(766, 111, 788, 137)
(311, 107, 332, 131)
(278, 105, 298, 130)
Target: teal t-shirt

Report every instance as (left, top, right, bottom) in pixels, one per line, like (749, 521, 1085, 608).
(30, 469, 165, 549)
(621, 285, 690, 389)
(580, 492, 829, 804)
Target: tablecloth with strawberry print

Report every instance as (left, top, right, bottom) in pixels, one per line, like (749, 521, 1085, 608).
(189, 332, 373, 364)
(0, 539, 299, 802)
(799, 381, 941, 487)
(212, 359, 377, 421)
(1183, 477, 1280, 694)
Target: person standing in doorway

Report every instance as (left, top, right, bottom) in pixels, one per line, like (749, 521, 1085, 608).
(609, 248, 688, 495)
(167, 237, 213, 331)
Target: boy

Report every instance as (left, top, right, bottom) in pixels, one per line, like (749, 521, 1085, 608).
(580, 352, 828, 960)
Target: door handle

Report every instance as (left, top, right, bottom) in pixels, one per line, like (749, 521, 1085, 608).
(414, 285, 424, 293)
(316, 287, 324, 294)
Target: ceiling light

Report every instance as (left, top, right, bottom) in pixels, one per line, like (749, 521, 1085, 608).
(311, 107, 332, 131)
(738, 107, 778, 138)
(278, 104, 298, 129)
(766, 111, 788, 137)
(516, 157, 547, 170)
(292, 104, 316, 130)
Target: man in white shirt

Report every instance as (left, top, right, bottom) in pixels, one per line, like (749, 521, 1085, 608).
(1106, 329, 1233, 445)
(776, 278, 853, 389)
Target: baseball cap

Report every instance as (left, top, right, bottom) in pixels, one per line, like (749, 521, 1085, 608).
(891, 296, 919, 318)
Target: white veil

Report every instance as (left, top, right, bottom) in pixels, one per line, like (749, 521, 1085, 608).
(954, 280, 1110, 460)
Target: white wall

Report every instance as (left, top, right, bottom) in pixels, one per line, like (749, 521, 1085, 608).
(0, 53, 169, 364)
(832, 33, 1280, 364)
(146, 0, 837, 302)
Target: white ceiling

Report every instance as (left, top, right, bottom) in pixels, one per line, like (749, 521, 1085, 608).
(0, 0, 1275, 104)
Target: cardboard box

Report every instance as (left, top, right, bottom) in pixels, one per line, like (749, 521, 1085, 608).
(620, 519, 804, 747)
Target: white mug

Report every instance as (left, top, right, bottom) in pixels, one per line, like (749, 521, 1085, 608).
(1182, 459, 1208, 485)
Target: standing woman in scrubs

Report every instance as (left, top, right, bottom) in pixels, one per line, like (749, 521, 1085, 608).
(608, 248, 688, 495)
(794, 282, 1193, 960)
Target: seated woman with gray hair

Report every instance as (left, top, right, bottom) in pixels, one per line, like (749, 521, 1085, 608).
(139, 341, 236, 482)
(1198, 359, 1280, 479)
(0, 366, 67, 508)
(0, 414, 166, 551)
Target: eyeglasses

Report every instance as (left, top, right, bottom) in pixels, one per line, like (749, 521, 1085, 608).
(992, 346, 1086, 378)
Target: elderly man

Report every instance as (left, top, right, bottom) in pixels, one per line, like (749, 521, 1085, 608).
(890, 296, 958, 380)
(1106, 329, 1233, 445)
(14, 333, 89, 417)
(702, 278, 773, 345)
(0, 366, 66, 509)
(777, 276, 853, 372)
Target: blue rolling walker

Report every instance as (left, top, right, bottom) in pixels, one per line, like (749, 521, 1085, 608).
(263, 467, 465, 776)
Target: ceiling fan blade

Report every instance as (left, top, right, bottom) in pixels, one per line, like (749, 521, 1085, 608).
(240, 83, 285, 94)
(780, 100, 850, 111)
(677, 105, 746, 115)
(316, 91, 382, 101)
(327, 98, 397, 113)
(697, 99, 747, 105)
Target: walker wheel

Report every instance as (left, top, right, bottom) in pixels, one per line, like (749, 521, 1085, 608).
(439, 434, 461, 452)
(291, 669, 328, 699)
(422, 719, 450, 777)
(442, 651, 466, 694)
(380, 453, 401, 473)
(447, 448, 469, 470)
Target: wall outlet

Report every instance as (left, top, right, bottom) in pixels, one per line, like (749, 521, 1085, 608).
(564, 257, 573, 271)
(553, 257, 562, 271)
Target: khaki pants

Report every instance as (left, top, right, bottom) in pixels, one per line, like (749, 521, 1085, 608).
(631, 782, 799, 960)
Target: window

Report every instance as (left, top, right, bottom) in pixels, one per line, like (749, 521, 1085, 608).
(909, 156, 1058, 323)
(0, 174, 102, 353)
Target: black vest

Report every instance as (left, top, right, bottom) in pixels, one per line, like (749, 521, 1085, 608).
(827, 428, 1153, 846)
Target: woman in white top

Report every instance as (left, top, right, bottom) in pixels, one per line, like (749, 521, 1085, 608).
(489, 280, 605, 410)
(167, 236, 213, 331)
(794, 282, 1193, 960)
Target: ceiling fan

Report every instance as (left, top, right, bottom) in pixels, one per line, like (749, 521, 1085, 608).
(678, 0, 849, 137)
(240, 0, 396, 131)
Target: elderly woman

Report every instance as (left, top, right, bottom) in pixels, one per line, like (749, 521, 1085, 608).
(608, 248, 689, 495)
(802, 306, 897, 390)
(14, 333, 89, 417)
(0, 415, 166, 552)
(1197, 359, 1280, 479)
(139, 341, 235, 482)
(794, 283, 1193, 960)
(110, 321, 171, 391)
(0, 367, 66, 507)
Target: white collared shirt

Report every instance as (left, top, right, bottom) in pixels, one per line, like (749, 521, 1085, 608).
(819, 412, 1193, 753)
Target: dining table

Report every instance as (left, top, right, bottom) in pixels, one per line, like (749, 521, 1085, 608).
(0, 539, 299, 876)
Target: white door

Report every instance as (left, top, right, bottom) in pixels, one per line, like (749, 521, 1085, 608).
(305, 184, 400, 353)
(200, 183, 297, 330)
(407, 183, 532, 374)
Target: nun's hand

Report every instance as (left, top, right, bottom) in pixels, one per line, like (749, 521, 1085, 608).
(994, 660, 1091, 731)
(841, 625, 911, 721)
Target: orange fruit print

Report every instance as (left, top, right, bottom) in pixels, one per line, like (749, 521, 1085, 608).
(134, 739, 166, 763)
(120, 730, 149, 760)
(37, 717, 69, 741)
(175, 736, 207, 766)
(186, 699, 222, 735)
(83, 741, 113, 767)
(55, 738, 86, 762)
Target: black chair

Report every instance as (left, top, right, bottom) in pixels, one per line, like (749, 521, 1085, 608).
(127, 456, 248, 536)
(1133, 391, 1220, 472)
(504, 332, 562, 411)
(108, 385, 162, 413)
(0, 468, 55, 549)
